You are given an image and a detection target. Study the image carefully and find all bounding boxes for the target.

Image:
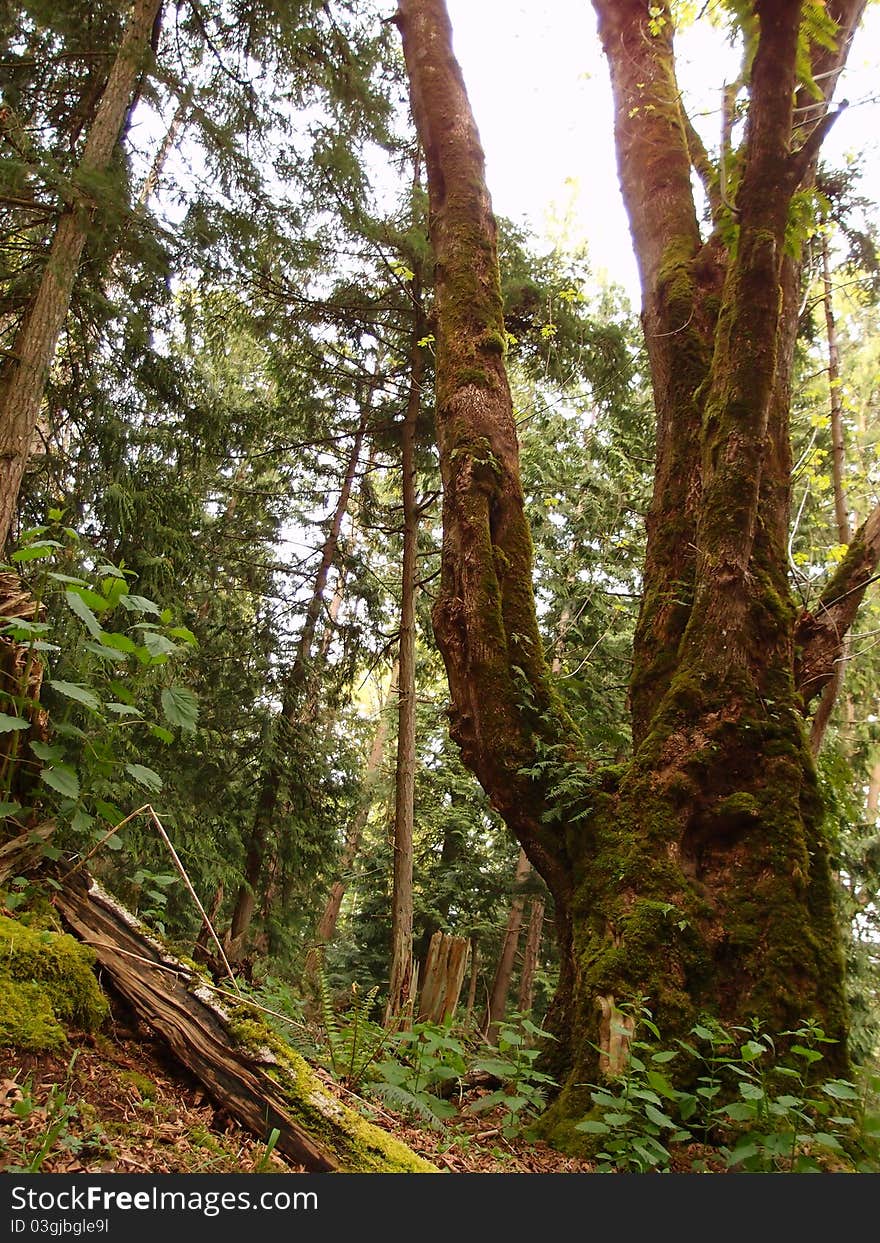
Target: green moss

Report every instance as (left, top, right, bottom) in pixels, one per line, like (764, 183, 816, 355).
(0, 977, 67, 1052)
(120, 1070, 158, 1101)
(227, 1007, 437, 1173)
(0, 914, 109, 1048)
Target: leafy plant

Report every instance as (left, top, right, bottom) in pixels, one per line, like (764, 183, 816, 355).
(1, 515, 199, 856)
(316, 970, 389, 1090)
(369, 1021, 469, 1127)
(468, 1015, 558, 1137)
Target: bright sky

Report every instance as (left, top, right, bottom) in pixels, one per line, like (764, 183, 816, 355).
(444, 1, 880, 305)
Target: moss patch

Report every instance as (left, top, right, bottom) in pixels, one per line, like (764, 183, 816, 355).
(0, 914, 109, 1052)
(228, 1008, 438, 1173)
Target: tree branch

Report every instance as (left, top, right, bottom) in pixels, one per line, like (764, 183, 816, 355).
(795, 503, 880, 708)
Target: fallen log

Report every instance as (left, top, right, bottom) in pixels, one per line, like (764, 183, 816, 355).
(55, 871, 436, 1174)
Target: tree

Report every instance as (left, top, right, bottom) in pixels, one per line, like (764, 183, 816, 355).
(0, 0, 163, 552)
(396, 0, 880, 1146)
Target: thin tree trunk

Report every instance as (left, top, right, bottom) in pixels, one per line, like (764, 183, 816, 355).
(810, 231, 854, 755)
(228, 409, 368, 949)
(517, 896, 545, 1016)
(465, 936, 479, 1018)
(384, 272, 425, 1026)
(0, 0, 163, 553)
(867, 758, 880, 821)
(484, 848, 531, 1041)
(308, 659, 399, 962)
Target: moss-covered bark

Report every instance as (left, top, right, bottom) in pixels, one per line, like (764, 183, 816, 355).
(398, 0, 867, 1155)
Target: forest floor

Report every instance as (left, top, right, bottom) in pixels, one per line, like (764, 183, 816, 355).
(0, 990, 596, 1174)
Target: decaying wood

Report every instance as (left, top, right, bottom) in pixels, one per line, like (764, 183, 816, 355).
(417, 931, 469, 1024)
(55, 872, 435, 1173)
(0, 820, 54, 883)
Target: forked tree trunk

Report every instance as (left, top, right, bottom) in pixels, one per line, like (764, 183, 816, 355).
(397, 0, 874, 1148)
(0, 0, 163, 553)
(384, 282, 425, 1025)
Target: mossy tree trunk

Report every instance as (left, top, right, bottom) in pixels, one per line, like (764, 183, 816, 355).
(397, 0, 877, 1143)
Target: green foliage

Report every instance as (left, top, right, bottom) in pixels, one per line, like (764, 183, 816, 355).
(468, 1016, 558, 1137)
(576, 1001, 880, 1173)
(2, 518, 198, 850)
(369, 1022, 468, 1126)
(0, 1055, 114, 1173)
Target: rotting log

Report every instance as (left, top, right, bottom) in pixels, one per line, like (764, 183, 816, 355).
(55, 872, 437, 1174)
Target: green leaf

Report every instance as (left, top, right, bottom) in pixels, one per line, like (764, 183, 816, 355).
(739, 1082, 765, 1101)
(106, 702, 142, 717)
(39, 765, 80, 799)
(160, 686, 199, 732)
(65, 589, 102, 637)
(120, 594, 161, 616)
(0, 801, 23, 817)
(168, 625, 197, 645)
(821, 1079, 860, 1101)
(574, 1118, 610, 1134)
(48, 572, 88, 585)
(65, 585, 112, 613)
(81, 641, 129, 663)
(651, 1050, 677, 1063)
(71, 809, 94, 834)
(29, 740, 66, 762)
(49, 680, 101, 712)
(140, 631, 176, 659)
(150, 725, 174, 744)
(124, 763, 163, 792)
(99, 631, 139, 655)
(0, 713, 29, 733)
(12, 541, 61, 562)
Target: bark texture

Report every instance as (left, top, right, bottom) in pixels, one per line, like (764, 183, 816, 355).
(398, 0, 873, 1151)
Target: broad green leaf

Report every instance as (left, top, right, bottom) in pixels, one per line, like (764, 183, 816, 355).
(99, 631, 139, 655)
(0, 801, 22, 817)
(40, 765, 80, 799)
(65, 589, 102, 637)
(29, 740, 65, 762)
(49, 680, 101, 712)
(106, 702, 141, 717)
(150, 725, 174, 744)
(12, 541, 61, 562)
(161, 686, 199, 732)
(82, 641, 128, 663)
(95, 800, 124, 825)
(142, 631, 177, 658)
(0, 713, 29, 732)
(120, 594, 161, 616)
(125, 763, 163, 792)
(71, 808, 94, 834)
(739, 1081, 765, 1100)
(821, 1079, 860, 1101)
(168, 625, 198, 645)
(65, 585, 112, 612)
(574, 1119, 610, 1134)
(48, 572, 88, 585)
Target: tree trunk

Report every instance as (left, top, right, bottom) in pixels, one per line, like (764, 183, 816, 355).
(228, 409, 368, 950)
(484, 848, 531, 1041)
(397, 0, 870, 1149)
(518, 896, 545, 1017)
(306, 658, 398, 971)
(0, 0, 163, 553)
(809, 230, 854, 755)
(384, 281, 425, 1026)
(867, 758, 880, 821)
(417, 931, 470, 1024)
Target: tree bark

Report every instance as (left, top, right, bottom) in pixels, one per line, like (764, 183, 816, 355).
(484, 847, 531, 1041)
(308, 658, 398, 964)
(518, 896, 545, 1017)
(384, 283, 425, 1025)
(398, 0, 870, 1148)
(0, 0, 163, 553)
